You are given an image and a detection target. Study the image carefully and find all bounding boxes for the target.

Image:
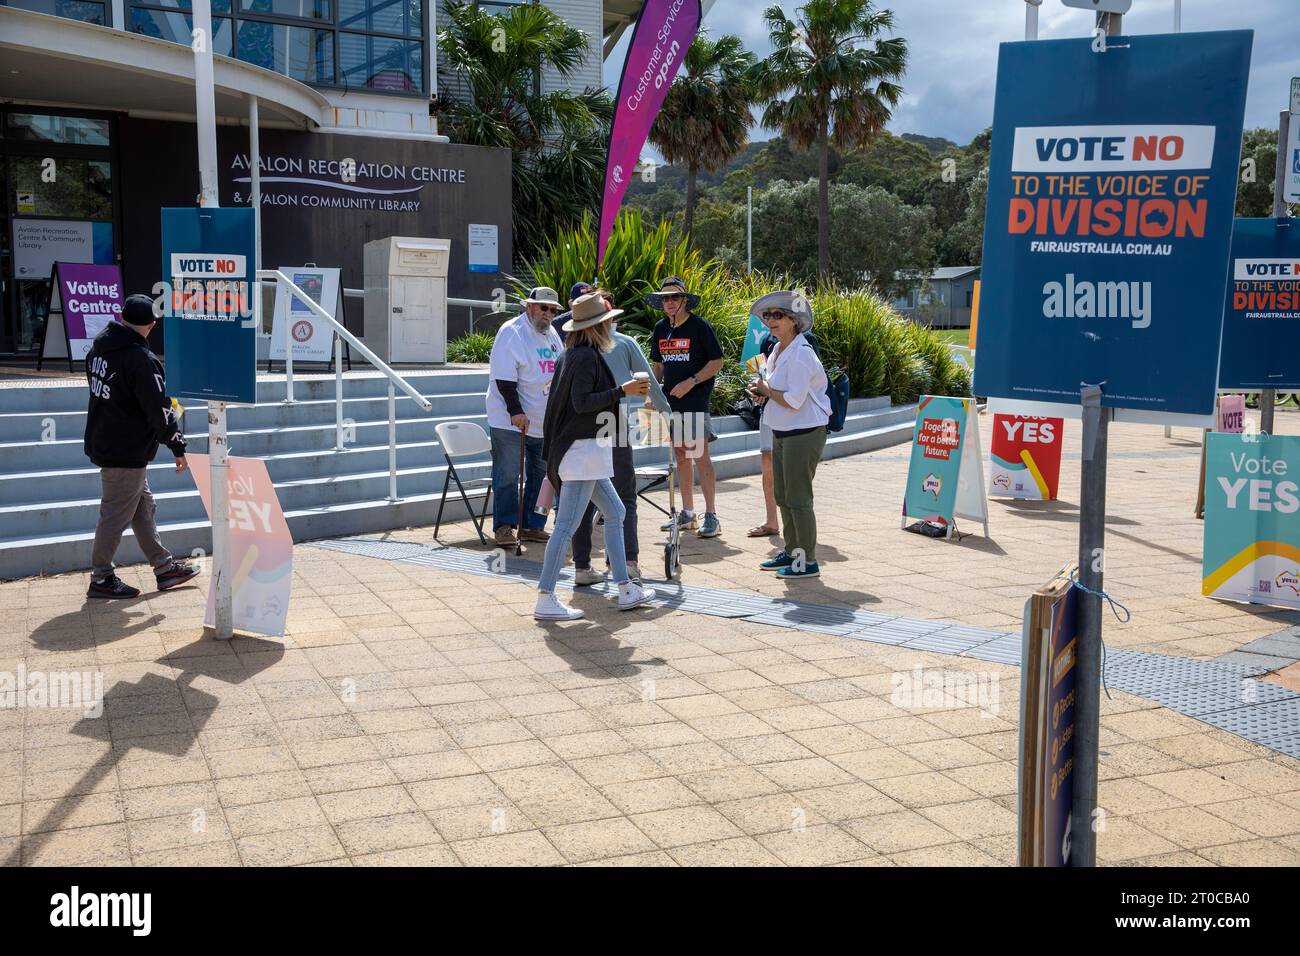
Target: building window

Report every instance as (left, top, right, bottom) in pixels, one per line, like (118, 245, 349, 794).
(130, 7, 236, 56)
(238, 22, 336, 84)
(339, 31, 421, 91)
(119, 0, 427, 94)
(0, 0, 106, 24)
(966, 290, 973, 309)
(8, 113, 112, 146)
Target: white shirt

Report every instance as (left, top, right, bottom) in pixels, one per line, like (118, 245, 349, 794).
(485, 316, 562, 438)
(559, 437, 614, 481)
(764, 333, 830, 433)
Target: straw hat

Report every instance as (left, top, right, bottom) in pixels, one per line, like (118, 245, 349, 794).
(562, 292, 624, 331)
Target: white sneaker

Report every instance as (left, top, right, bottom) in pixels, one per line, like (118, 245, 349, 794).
(534, 592, 585, 621)
(617, 581, 656, 611)
(574, 567, 606, 586)
(603, 561, 642, 584)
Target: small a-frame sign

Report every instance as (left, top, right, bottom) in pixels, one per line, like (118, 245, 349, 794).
(901, 395, 990, 540)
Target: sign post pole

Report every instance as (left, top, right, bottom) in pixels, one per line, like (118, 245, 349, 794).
(1262, 109, 1294, 436)
(1071, 385, 1109, 868)
(1065, 4, 1126, 871)
(192, 0, 232, 641)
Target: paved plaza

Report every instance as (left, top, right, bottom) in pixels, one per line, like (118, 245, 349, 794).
(4, 412, 1300, 867)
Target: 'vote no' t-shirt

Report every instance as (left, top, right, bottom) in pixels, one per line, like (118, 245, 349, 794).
(486, 316, 562, 438)
(651, 313, 723, 414)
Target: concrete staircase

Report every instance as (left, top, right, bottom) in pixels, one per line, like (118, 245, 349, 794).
(0, 368, 918, 579)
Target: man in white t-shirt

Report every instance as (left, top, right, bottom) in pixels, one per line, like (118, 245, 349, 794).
(485, 287, 564, 548)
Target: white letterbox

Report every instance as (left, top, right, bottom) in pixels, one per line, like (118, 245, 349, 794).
(362, 236, 450, 364)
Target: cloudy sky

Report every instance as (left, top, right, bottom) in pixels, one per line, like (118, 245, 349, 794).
(604, 0, 1298, 148)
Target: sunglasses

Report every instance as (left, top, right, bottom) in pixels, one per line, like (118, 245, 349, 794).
(660, 293, 685, 302)
(761, 309, 793, 321)
(535, 304, 559, 314)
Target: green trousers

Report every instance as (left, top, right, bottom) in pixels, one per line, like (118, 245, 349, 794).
(773, 426, 827, 564)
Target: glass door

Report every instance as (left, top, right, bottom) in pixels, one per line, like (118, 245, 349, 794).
(1, 109, 117, 354)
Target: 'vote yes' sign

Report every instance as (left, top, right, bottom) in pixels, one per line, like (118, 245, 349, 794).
(989, 414, 1064, 500)
(1203, 433, 1300, 609)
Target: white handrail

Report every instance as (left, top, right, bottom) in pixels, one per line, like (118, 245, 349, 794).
(259, 270, 433, 502)
(260, 271, 433, 413)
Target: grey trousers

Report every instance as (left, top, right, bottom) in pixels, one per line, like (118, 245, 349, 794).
(91, 467, 173, 580)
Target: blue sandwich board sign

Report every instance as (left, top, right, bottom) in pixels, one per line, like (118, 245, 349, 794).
(1218, 218, 1300, 391)
(974, 31, 1252, 423)
(160, 207, 257, 405)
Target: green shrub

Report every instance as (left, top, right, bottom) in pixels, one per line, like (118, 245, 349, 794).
(515, 212, 971, 414)
(447, 332, 494, 364)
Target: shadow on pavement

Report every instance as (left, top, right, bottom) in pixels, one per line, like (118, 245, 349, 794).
(7, 634, 283, 866)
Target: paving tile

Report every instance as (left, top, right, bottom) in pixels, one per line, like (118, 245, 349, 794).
(756, 824, 875, 866)
(450, 830, 565, 867)
(630, 805, 744, 849)
(666, 836, 784, 867)
(543, 817, 658, 863)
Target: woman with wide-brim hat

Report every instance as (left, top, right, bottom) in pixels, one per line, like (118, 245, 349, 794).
(534, 293, 658, 621)
(746, 290, 831, 580)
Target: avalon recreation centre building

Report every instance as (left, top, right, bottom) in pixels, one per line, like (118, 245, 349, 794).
(0, 0, 649, 354)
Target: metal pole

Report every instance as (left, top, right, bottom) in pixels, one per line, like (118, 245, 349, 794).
(388, 380, 398, 502)
(747, 186, 753, 273)
(1072, 384, 1109, 867)
(1173, 0, 1181, 32)
(335, 334, 345, 451)
(249, 95, 262, 342)
(1025, 0, 1039, 41)
(282, 271, 295, 403)
(1262, 110, 1292, 435)
(193, 0, 232, 641)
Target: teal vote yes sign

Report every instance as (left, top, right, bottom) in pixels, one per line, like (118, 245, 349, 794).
(161, 207, 257, 404)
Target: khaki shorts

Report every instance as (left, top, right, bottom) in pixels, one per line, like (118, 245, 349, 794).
(669, 411, 716, 448)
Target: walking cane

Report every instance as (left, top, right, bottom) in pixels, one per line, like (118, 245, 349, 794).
(515, 425, 526, 557)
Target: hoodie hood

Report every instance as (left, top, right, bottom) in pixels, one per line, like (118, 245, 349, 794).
(95, 320, 146, 354)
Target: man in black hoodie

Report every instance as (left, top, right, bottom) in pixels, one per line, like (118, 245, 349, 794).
(84, 294, 200, 598)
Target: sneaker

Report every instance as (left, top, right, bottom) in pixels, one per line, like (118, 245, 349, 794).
(534, 592, 584, 621)
(697, 512, 721, 538)
(604, 561, 643, 585)
(660, 511, 696, 532)
(87, 575, 141, 600)
(776, 562, 820, 579)
(759, 551, 794, 571)
(494, 526, 518, 548)
(156, 560, 201, 591)
(574, 567, 606, 586)
(617, 581, 656, 611)
(519, 528, 551, 543)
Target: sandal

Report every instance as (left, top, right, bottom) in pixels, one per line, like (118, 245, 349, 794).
(747, 525, 779, 538)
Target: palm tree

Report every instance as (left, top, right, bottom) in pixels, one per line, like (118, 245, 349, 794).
(648, 33, 756, 240)
(751, 0, 907, 278)
(433, 0, 613, 258)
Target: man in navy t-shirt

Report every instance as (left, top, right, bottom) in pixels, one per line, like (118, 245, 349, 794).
(649, 277, 724, 538)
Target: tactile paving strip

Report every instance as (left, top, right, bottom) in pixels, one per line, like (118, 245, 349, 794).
(309, 535, 1300, 758)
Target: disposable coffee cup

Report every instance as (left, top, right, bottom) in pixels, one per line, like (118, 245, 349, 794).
(633, 372, 650, 383)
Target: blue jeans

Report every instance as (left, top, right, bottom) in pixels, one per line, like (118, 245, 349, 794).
(490, 427, 546, 531)
(538, 478, 628, 593)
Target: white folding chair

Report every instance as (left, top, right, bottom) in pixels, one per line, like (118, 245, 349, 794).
(434, 421, 493, 545)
